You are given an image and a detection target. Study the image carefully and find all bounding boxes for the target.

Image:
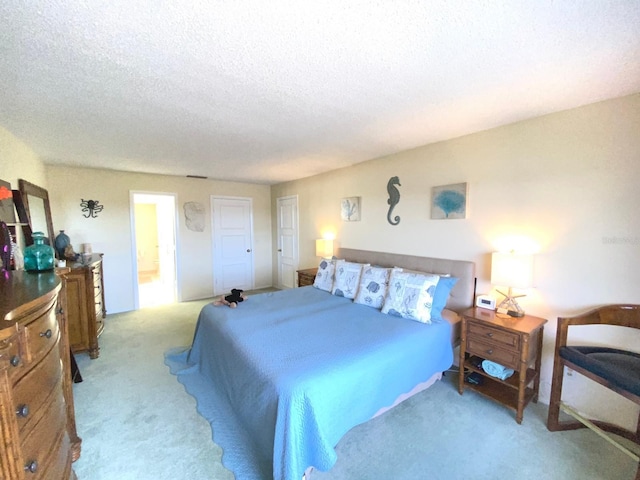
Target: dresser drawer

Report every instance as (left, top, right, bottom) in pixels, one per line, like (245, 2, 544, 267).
(92, 265, 102, 287)
(466, 338, 520, 370)
(93, 275, 102, 294)
(24, 303, 59, 364)
(468, 321, 520, 350)
(20, 384, 67, 478)
(13, 343, 63, 434)
(95, 291, 104, 317)
(0, 327, 25, 380)
(38, 429, 72, 480)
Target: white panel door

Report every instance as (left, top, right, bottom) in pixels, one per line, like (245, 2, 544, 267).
(212, 197, 254, 296)
(277, 195, 298, 289)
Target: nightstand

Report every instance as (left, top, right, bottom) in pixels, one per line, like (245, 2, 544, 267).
(296, 268, 318, 287)
(458, 307, 547, 424)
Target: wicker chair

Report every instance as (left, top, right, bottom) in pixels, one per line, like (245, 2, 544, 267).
(547, 305, 640, 479)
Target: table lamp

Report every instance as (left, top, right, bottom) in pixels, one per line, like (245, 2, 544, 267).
(490, 251, 533, 317)
(315, 238, 334, 259)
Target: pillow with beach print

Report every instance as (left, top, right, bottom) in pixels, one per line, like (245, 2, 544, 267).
(313, 259, 336, 292)
(381, 270, 440, 323)
(332, 261, 368, 299)
(354, 266, 400, 309)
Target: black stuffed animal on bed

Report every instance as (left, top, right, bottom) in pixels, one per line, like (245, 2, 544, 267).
(213, 288, 247, 308)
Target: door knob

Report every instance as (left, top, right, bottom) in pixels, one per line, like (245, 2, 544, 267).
(277, 249, 282, 252)
(246, 249, 251, 253)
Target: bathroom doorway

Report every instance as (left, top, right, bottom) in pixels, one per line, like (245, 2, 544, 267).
(131, 192, 178, 308)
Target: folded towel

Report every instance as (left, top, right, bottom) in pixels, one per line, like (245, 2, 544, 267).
(481, 359, 515, 380)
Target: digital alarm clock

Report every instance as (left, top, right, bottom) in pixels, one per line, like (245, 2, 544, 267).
(476, 294, 496, 310)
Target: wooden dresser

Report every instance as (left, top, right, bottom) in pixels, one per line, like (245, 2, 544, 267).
(0, 270, 80, 479)
(62, 254, 106, 359)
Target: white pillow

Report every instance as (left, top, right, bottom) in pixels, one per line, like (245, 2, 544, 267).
(331, 260, 368, 299)
(381, 270, 440, 323)
(354, 266, 401, 309)
(395, 266, 450, 277)
(313, 259, 336, 292)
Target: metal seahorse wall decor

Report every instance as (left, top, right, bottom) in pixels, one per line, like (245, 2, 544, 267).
(386, 176, 401, 225)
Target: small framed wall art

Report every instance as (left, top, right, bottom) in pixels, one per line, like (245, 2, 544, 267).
(431, 182, 468, 219)
(0, 179, 16, 224)
(341, 197, 361, 222)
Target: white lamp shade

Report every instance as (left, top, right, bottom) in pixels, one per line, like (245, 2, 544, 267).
(491, 252, 533, 289)
(315, 238, 334, 258)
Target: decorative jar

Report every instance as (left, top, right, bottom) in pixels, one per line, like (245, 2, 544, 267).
(54, 230, 70, 259)
(24, 232, 55, 272)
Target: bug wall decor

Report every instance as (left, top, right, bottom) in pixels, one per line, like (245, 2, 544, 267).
(80, 199, 104, 218)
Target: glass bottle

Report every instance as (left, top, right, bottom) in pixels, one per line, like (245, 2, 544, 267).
(24, 231, 55, 272)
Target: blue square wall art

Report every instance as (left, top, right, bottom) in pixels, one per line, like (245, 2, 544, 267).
(431, 183, 467, 219)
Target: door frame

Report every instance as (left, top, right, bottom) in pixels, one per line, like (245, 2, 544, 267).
(276, 194, 299, 289)
(210, 195, 255, 296)
(129, 191, 180, 309)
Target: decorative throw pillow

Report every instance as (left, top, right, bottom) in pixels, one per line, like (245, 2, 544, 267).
(332, 261, 367, 299)
(354, 266, 400, 309)
(430, 276, 459, 321)
(313, 259, 336, 292)
(381, 270, 440, 323)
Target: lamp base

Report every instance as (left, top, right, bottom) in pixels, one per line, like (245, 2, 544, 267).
(496, 288, 526, 317)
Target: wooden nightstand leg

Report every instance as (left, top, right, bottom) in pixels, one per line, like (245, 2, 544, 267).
(458, 320, 467, 395)
(516, 368, 525, 424)
(516, 335, 531, 424)
(533, 326, 544, 403)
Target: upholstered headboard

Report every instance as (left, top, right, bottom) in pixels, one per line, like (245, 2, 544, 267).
(336, 248, 476, 313)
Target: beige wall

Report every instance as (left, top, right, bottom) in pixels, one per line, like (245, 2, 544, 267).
(0, 126, 47, 190)
(271, 93, 640, 423)
(3, 93, 638, 424)
(46, 166, 273, 314)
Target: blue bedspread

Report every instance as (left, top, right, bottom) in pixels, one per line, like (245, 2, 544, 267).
(167, 287, 453, 480)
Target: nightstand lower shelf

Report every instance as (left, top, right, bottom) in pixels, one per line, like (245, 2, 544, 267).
(464, 355, 540, 392)
(462, 368, 537, 414)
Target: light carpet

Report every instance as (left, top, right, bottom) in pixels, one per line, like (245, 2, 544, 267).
(72, 293, 638, 480)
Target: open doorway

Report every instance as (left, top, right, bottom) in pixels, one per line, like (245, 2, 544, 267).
(131, 192, 177, 308)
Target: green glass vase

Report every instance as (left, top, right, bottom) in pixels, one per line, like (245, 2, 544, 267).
(24, 232, 55, 272)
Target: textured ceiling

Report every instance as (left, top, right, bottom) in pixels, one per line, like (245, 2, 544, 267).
(1, 1, 639, 185)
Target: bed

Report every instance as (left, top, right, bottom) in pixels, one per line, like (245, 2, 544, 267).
(167, 248, 475, 480)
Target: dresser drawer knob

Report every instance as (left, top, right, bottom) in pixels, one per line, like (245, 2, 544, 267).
(40, 329, 53, 339)
(486, 333, 493, 337)
(486, 349, 494, 355)
(56, 307, 64, 315)
(16, 404, 29, 417)
(24, 460, 38, 473)
(10, 355, 20, 367)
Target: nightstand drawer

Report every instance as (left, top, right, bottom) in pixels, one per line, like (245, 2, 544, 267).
(468, 322, 520, 350)
(466, 338, 520, 370)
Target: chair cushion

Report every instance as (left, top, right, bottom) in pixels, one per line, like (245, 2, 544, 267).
(560, 346, 640, 398)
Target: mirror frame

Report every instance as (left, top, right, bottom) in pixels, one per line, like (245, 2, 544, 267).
(18, 179, 55, 246)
